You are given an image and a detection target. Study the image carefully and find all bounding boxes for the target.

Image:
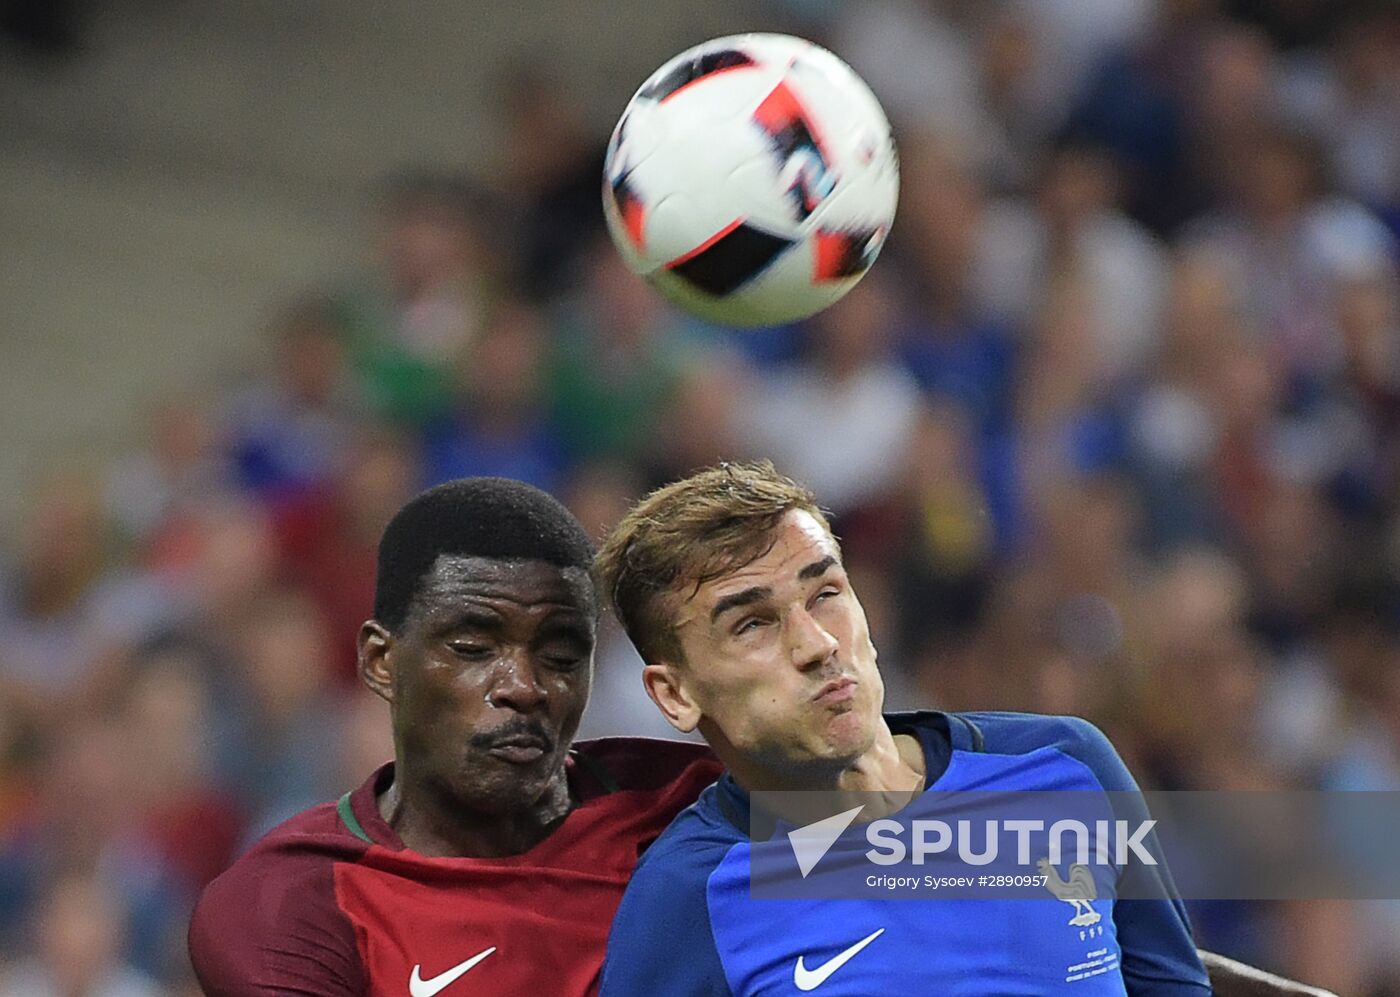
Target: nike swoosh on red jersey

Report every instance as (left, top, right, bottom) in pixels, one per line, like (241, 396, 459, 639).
(408, 947, 496, 997)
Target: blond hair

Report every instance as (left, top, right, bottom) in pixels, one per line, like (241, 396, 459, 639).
(595, 461, 832, 663)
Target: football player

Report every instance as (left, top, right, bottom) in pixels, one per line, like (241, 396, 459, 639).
(596, 461, 1334, 997)
(189, 479, 719, 995)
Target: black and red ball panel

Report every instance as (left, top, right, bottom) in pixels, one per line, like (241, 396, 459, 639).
(641, 49, 757, 103)
(813, 228, 885, 281)
(609, 176, 647, 252)
(665, 219, 794, 296)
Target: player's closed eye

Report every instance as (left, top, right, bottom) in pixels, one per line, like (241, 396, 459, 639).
(538, 649, 587, 670)
(734, 616, 768, 636)
(448, 641, 494, 660)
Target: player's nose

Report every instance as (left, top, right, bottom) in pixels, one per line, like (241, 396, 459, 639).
(487, 652, 547, 713)
(787, 605, 839, 672)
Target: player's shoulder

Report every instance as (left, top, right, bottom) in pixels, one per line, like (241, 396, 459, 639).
(950, 711, 1136, 790)
(632, 778, 741, 878)
(953, 710, 1110, 754)
(190, 798, 369, 994)
(571, 736, 722, 793)
(193, 798, 362, 928)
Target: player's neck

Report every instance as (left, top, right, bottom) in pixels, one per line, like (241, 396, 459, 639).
(836, 727, 926, 796)
(734, 724, 925, 800)
(378, 769, 573, 859)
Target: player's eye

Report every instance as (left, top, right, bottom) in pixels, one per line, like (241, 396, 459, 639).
(539, 648, 587, 670)
(734, 617, 766, 636)
(448, 642, 493, 660)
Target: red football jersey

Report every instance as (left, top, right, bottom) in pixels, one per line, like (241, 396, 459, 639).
(189, 738, 720, 997)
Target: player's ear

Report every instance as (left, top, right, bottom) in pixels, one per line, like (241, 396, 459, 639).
(643, 662, 701, 733)
(358, 621, 396, 703)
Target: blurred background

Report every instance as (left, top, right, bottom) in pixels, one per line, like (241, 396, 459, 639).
(3, 0, 1400, 993)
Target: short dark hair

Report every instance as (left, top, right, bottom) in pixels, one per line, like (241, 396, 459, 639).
(374, 478, 596, 630)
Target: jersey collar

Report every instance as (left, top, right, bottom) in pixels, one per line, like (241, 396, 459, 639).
(339, 754, 612, 852)
(712, 710, 973, 836)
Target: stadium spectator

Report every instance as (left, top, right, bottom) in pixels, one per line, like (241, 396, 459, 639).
(222, 299, 361, 499)
(1185, 122, 1397, 380)
(975, 141, 1169, 382)
(872, 403, 996, 657)
(0, 718, 188, 980)
(337, 173, 496, 427)
(548, 237, 699, 465)
(221, 587, 346, 838)
(736, 274, 923, 516)
(1283, 6, 1400, 212)
(487, 65, 607, 297)
(0, 872, 165, 997)
(0, 469, 175, 728)
(272, 430, 420, 684)
(889, 134, 1018, 448)
(421, 298, 568, 493)
(643, 358, 753, 488)
(105, 393, 233, 549)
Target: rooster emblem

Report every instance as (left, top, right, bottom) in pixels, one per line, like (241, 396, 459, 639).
(1037, 858, 1102, 927)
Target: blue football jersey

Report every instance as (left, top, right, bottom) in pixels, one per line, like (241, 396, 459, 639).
(600, 711, 1212, 996)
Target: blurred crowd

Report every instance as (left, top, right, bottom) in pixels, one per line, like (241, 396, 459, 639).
(4, 0, 1400, 993)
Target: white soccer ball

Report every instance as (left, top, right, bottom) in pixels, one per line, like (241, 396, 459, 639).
(603, 33, 900, 327)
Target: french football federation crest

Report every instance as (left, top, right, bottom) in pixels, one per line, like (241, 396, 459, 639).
(1038, 858, 1102, 927)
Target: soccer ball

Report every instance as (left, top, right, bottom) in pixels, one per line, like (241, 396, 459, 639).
(603, 33, 899, 327)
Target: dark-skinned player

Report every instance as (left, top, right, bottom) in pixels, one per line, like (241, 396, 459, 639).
(188, 478, 718, 995)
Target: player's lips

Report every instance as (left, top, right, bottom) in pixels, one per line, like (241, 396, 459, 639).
(483, 733, 552, 764)
(813, 677, 857, 705)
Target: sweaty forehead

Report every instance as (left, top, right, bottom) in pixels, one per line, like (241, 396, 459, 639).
(409, 555, 598, 621)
